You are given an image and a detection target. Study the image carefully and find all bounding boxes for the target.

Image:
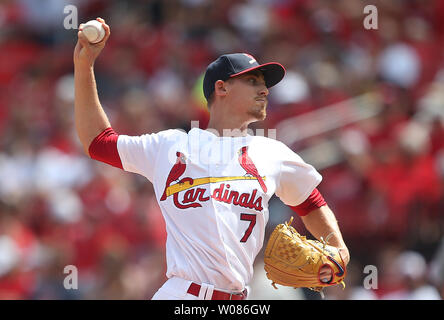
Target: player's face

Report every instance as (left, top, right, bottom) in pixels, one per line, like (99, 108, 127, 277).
(226, 71, 269, 121)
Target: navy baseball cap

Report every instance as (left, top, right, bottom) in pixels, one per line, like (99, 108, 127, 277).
(203, 53, 286, 100)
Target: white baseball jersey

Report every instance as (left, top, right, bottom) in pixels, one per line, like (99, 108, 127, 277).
(116, 127, 322, 291)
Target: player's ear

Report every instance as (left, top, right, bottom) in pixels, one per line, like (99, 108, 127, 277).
(214, 80, 228, 97)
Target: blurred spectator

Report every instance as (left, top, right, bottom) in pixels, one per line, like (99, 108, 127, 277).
(430, 238, 444, 298)
(381, 250, 441, 300)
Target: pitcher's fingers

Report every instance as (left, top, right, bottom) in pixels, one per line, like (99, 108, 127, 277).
(319, 265, 330, 272)
(79, 23, 84, 31)
(95, 20, 110, 43)
(96, 18, 110, 33)
(102, 23, 110, 40)
(319, 267, 332, 276)
(77, 30, 90, 47)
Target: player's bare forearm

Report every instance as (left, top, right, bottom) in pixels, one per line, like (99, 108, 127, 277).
(74, 64, 111, 155)
(300, 205, 350, 265)
(73, 17, 112, 156)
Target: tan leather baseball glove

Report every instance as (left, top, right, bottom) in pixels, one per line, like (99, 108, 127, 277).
(264, 217, 346, 294)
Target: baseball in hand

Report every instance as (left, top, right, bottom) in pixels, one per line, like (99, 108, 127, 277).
(82, 20, 105, 44)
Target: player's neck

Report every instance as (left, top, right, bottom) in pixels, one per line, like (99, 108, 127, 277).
(206, 114, 251, 137)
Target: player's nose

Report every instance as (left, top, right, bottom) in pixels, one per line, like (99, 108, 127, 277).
(258, 84, 269, 97)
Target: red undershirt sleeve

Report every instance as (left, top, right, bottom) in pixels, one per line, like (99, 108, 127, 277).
(289, 188, 327, 216)
(88, 127, 123, 169)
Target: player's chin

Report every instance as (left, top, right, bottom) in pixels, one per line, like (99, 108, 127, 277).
(257, 110, 267, 120)
(248, 108, 267, 121)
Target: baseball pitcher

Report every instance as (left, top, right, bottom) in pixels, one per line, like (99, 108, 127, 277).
(73, 18, 350, 300)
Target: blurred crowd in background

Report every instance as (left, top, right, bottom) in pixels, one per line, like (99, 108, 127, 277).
(0, 0, 444, 300)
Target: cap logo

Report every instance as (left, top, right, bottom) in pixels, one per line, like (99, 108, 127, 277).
(243, 53, 256, 64)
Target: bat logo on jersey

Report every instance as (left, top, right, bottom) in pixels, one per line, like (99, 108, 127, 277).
(238, 146, 267, 193)
(160, 148, 266, 211)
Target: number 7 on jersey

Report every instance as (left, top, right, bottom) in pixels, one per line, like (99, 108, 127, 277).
(240, 213, 256, 242)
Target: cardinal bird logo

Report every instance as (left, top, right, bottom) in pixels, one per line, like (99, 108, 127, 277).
(160, 152, 187, 201)
(238, 146, 267, 193)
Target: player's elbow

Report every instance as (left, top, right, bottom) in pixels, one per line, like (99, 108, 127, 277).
(83, 143, 93, 158)
(76, 133, 94, 158)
